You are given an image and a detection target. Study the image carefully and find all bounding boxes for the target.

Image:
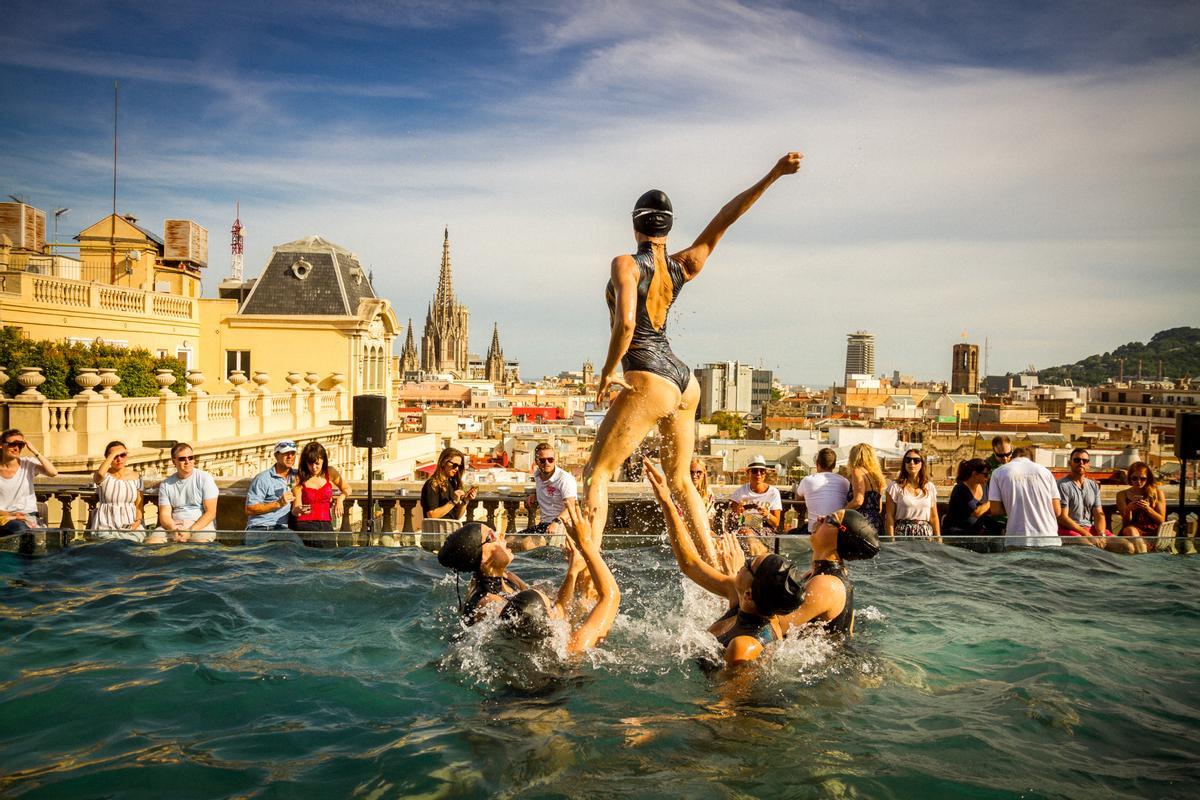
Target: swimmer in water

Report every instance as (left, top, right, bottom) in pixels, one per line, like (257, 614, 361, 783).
(584, 152, 804, 563)
(499, 503, 621, 657)
(645, 460, 878, 667)
(438, 522, 529, 623)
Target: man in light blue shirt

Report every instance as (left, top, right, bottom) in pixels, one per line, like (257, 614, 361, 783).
(244, 440, 300, 544)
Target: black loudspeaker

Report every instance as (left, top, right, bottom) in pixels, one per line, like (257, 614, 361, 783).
(1176, 412, 1200, 459)
(352, 394, 388, 447)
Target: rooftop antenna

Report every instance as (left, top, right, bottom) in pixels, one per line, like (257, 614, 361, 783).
(52, 208, 70, 245)
(230, 201, 244, 282)
(6, 194, 27, 204)
(110, 80, 119, 281)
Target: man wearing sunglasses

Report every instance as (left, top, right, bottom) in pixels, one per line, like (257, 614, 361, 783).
(727, 454, 781, 554)
(244, 440, 302, 544)
(0, 428, 59, 535)
(1056, 448, 1134, 553)
(149, 443, 219, 544)
(519, 443, 578, 549)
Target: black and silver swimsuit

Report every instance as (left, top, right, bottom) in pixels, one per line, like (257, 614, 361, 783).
(714, 607, 778, 648)
(605, 241, 691, 393)
(810, 559, 855, 635)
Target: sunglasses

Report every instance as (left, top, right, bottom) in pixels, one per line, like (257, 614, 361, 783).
(447, 462, 463, 470)
(537, 457, 555, 464)
(176, 455, 196, 463)
(903, 456, 923, 464)
(5, 441, 26, 450)
(1129, 475, 1148, 483)
(995, 451, 1013, 459)
(748, 467, 767, 474)
(1071, 457, 1090, 464)
(691, 470, 705, 476)
(112, 452, 128, 459)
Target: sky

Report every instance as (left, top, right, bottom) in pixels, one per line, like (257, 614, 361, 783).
(2, 0, 1198, 384)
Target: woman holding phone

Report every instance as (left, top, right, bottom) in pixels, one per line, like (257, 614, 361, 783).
(292, 441, 351, 547)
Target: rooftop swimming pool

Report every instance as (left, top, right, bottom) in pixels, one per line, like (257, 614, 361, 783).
(1, 538, 1197, 798)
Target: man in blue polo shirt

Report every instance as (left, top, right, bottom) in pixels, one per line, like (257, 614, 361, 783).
(244, 440, 300, 544)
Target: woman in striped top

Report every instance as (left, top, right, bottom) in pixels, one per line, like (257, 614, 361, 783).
(91, 440, 145, 541)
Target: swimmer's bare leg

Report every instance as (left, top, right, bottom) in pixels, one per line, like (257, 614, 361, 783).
(657, 376, 718, 566)
(583, 373, 669, 544)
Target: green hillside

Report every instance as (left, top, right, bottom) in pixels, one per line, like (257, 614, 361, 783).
(1039, 327, 1200, 386)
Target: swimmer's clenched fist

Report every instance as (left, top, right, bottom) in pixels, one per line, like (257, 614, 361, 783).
(774, 151, 803, 176)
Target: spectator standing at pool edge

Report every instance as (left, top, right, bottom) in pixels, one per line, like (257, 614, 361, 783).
(0, 428, 59, 535)
(793, 448, 849, 531)
(987, 446, 1060, 548)
(244, 440, 301, 544)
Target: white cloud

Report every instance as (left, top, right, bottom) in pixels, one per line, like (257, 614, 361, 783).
(4, 1, 1197, 381)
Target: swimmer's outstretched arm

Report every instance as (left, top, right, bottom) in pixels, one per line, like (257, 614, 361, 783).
(645, 459, 736, 603)
(562, 504, 620, 655)
(674, 151, 803, 280)
(553, 535, 586, 618)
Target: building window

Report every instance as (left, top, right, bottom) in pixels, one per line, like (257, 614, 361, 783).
(226, 350, 250, 379)
(176, 348, 192, 370)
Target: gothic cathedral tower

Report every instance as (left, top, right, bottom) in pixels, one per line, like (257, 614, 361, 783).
(420, 228, 470, 375)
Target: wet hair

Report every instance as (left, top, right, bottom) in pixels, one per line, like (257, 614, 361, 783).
(104, 440, 126, 456)
(437, 522, 486, 573)
(816, 448, 837, 471)
(833, 509, 881, 561)
(956, 458, 989, 483)
(750, 554, 805, 617)
(499, 589, 552, 640)
(300, 441, 329, 479)
(170, 442, 193, 459)
(631, 189, 673, 237)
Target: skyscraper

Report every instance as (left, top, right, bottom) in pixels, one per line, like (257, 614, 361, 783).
(951, 342, 980, 394)
(844, 331, 876, 385)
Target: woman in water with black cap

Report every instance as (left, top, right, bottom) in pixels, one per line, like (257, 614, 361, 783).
(437, 522, 529, 623)
(584, 153, 804, 562)
(645, 460, 878, 667)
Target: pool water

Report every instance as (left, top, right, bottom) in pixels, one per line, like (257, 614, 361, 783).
(1, 539, 1197, 798)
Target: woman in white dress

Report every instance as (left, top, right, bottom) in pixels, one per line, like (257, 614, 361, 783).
(91, 440, 145, 541)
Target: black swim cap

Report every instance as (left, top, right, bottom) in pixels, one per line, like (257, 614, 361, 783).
(750, 554, 805, 617)
(632, 189, 673, 237)
(437, 522, 486, 573)
(499, 589, 552, 640)
(836, 509, 881, 561)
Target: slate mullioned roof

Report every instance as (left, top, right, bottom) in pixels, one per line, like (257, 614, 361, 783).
(239, 235, 376, 315)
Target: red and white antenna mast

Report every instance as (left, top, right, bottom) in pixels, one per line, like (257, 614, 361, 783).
(230, 201, 244, 282)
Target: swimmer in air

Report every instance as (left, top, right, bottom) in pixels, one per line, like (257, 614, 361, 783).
(584, 152, 804, 562)
(645, 459, 878, 667)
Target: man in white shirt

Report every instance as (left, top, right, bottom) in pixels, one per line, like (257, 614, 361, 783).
(987, 447, 1061, 547)
(793, 448, 850, 531)
(728, 454, 781, 555)
(519, 442, 578, 549)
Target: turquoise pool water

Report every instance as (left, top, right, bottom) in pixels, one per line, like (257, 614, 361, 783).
(1, 539, 1197, 798)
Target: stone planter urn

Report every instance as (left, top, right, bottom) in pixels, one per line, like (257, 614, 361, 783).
(330, 372, 346, 389)
(75, 368, 101, 396)
(186, 369, 207, 395)
(17, 367, 46, 398)
(286, 371, 303, 392)
(304, 371, 321, 391)
(0, 366, 9, 399)
(228, 370, 248, 392)
(98, 367, 121, 398)
(156, 368, 178, 396)
(252, 371, 270, 392)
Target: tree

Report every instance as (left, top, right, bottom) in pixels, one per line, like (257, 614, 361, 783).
(704, 410, 746, 439)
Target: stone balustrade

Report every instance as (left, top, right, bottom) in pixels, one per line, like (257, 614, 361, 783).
(1, 368, 349, 459)
(2, 271, 199, 321)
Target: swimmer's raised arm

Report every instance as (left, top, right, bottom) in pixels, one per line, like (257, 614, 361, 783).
(553, 535, 586, 618)
(674, 151, 803, 280)
(775, 573, 844, 635)
(644, 459, 734, 601)
(596, 254, 638, 404)
(562, 503, 620, 655)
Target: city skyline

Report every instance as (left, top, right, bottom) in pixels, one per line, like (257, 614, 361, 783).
(2, 1, 1198, 384)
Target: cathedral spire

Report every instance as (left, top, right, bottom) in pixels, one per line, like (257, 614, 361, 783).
(435, 226, 453, 312)
(488, 322, 502, 357)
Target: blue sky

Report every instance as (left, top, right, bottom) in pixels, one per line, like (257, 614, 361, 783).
(2, 1, 1198, 384)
